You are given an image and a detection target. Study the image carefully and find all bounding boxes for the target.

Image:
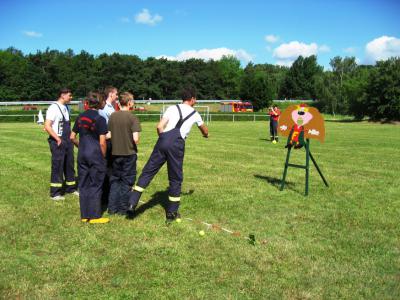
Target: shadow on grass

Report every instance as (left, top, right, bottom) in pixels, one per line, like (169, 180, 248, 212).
(325, 119, 363, 123)
(254, 174, 296, 191)
(127, 189, 195, 220)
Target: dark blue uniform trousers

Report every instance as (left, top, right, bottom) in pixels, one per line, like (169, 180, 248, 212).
(270, 119, 278, 140)
(78, 137, 106, 219)
(49, 138, 76, 197)
(108, 154, 137, 214)
(129, 128, 184, 214)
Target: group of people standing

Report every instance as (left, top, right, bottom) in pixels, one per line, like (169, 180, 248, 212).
(44, 87, 209, 224)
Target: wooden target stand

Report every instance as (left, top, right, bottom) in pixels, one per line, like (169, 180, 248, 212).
(280, 139, 329, 196)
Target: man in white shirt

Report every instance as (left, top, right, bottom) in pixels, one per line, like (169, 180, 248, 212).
(127, 87, 209, 223)
(99, 86, 118, 124)
(99, 86, 118, 209)
(44, 88, 77, 200)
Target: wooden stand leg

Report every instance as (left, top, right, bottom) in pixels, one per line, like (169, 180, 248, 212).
(280, 146, 292, 191)
(309, 152, 329, 187)
(305, 139, 310, 196)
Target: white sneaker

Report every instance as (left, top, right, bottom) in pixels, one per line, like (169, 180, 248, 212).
(71, 191, 79, 196)
(51, 195, 65, 201)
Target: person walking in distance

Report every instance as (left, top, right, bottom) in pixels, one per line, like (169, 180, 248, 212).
(70, 92, 109, 224)
(44, 88, 78, 200)
(127, 87, 209, 223)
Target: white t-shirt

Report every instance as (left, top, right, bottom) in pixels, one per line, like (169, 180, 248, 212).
(163, 104, 203, 139)
(46, 102, 70, 136)
(99, 102, 115, 124)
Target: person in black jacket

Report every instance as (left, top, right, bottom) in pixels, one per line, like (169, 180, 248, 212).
(70, 92, 109, 224)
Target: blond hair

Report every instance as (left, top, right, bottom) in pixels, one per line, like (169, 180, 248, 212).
(119, 92, 134, 107)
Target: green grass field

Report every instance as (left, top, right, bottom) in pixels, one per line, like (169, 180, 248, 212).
(0, 121, 399, 299)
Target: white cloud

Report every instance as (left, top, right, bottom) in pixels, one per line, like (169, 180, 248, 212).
(273, 41, 328, 66)
(22, 30, 43, 38)
(365, 36, 400, 64)
(265, 34, 279, 43)
(135, 9, 162, 26)
(157, 47, 253, 62)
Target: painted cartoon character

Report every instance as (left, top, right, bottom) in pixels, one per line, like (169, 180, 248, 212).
(278, 104, 325, 149)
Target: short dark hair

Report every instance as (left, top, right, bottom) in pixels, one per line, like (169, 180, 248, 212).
(104, 86, 117, 97)
(181, 87, 196, 101)
(86, 91, 104, 109)
(58, 88, 71, 98)
(119, 92, 134, 107)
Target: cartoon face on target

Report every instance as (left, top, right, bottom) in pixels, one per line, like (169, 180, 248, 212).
(278, 104, 325, 148)
(291, 104, 313, 127)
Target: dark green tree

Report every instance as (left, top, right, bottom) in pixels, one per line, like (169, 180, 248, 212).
(280, 55, 323, 100)
(240, 63, 275, 111)
(365, 57, 400, 121)
(329, 56, 357, 114)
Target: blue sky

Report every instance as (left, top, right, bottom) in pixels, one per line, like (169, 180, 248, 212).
(1, 0, 399, 69)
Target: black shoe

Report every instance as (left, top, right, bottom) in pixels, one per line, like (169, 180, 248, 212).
(165, 212, 181, 225)
(127, 204, 136, 212)
(126, 204, 137, 219)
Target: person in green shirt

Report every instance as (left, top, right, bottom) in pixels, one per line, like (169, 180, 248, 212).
(108, 92, 142, 215)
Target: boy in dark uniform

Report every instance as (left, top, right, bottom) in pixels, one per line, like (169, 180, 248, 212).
(70, 92, 109, 224)
(127, 87, 209, 223)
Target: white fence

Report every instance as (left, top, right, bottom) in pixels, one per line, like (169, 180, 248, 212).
(0, 99, 232, 106)
(0, 113, 270, 123)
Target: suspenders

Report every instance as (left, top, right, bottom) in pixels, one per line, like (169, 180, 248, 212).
(175, 105, 196, 129)
(55, 103, 69, 122)
(54, 103, 69, 137)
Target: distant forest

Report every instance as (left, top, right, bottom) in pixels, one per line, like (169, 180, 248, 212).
(1, 47, 399, 120)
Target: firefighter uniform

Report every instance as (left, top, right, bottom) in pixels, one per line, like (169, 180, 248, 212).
(128, 104, 203, 220)
(99, 101, 115, 209)
(72, 110, 108, 219)
(46, 103, 76, 197)
(269, 108, 281, 141)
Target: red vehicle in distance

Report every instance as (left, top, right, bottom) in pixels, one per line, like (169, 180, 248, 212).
(220, 101, 253, 112)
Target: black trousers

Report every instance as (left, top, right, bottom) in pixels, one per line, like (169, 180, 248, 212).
(78, 139, 106, 219)
(270, 119, 278, 140)
(48, 138, 76, 197)
(129, 129, 184, 212)
(108, 154, 137, 214)
(101, 139, 113, 210)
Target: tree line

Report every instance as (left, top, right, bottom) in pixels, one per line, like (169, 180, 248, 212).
(0, 47, 399, 120)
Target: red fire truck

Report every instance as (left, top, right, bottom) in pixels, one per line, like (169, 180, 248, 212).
(220, 101, 253, 112)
